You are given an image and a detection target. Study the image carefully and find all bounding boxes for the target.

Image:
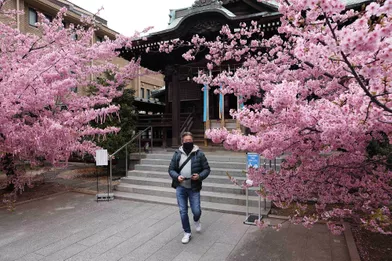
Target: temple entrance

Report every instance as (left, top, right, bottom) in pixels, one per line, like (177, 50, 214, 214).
(209, 88, 238, 120)
(123, 0, 282, 146)
(224, 94, 238, 119)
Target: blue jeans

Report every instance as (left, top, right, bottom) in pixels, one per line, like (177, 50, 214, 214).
(176, 186, 201, 233)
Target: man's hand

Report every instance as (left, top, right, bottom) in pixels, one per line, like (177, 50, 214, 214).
(191, 173, 200, 180)
(178, 176, 185, 182)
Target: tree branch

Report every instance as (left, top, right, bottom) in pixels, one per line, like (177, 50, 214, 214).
(323, 12, 392, 114)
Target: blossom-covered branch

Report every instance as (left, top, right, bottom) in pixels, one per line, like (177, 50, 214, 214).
(0, 5, 144, 198)
(172, 0, 392, 234)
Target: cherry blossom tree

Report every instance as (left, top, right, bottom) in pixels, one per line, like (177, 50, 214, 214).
(175, 0, 392, 234)
(0, 1, 142, 198)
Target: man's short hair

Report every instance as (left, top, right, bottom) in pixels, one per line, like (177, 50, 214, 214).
(182, 132, 193, 140)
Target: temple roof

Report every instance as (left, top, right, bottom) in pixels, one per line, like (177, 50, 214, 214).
(123, 0, 374, 72)
(148, 0, 373, 38)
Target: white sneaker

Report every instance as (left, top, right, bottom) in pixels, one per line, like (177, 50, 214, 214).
(195, 221, 201, 232)
(181, 233, 191, 244)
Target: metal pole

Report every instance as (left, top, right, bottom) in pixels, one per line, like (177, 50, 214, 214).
(139, 136, 141, 159)
(125, 145, 128, 177)
(274, 158, 277, 171)
(246, 187, 249, 221)
(259, 184, 261, 220)
(96, 167, 98, 202)
(151, 127, 153, 154)
(109, 158, 113, 195)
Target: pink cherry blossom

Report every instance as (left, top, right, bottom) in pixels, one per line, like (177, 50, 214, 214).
(196, 0, 391, 234)
(0, 6, 143, 197)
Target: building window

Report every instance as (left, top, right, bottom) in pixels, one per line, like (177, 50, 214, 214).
(28, 8, 38, 26)
(141, 88, 145, 98)
(29, 8, 52, 26)
(44, 14, 52, 22)
(71, 31, 78, 40)
(147, 89, 151, 99)
(96, 35, 103, 42)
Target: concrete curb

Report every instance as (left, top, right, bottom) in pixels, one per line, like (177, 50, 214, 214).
(0, 191, 69, 210)
(343, 222, 361, 261)
(71, 188, 97, 195)
(267, 214, 289, 220)
(267, 213, 331, 224)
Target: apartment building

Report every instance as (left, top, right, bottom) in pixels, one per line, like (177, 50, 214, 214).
(133, 73, 164, 100)
(1, 0, 164, 100)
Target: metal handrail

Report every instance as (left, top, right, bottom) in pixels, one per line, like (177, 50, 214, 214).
(108, 126, 153, 196)
(111, 126, 152, 157)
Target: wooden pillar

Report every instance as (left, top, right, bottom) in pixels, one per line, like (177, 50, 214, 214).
(171, 71, 180, 147)
(204, 120, 210, 147)
(162, 128, 167, 148)
(222, 95, 230, 128)
(237, 96, 244, 130)
(220, 90, 225, 128)
(164, 78, 170, 114)
(236, 96, 240, 130)
(203, 84, 210, 147)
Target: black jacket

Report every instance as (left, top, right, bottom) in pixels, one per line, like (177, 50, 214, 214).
(168, 148, 210, 191)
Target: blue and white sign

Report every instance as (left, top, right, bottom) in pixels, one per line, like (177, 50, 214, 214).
(247, 153, 260, 169)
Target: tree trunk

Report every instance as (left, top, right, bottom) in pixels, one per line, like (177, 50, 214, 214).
(1, 153, 15, 191)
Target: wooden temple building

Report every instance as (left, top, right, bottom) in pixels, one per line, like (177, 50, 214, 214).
(121, 0, 372, 148)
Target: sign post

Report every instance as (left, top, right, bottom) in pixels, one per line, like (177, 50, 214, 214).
(95, 149, 114, 201)
(244, 153, 262, 225)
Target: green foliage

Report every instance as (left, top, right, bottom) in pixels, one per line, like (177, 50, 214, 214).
(96, 88, 136, 158)
(89, 73, 137, 158)
(367, 132, 392, 171)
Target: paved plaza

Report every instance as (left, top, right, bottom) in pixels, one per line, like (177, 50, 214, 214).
(0, 192, 350, 261)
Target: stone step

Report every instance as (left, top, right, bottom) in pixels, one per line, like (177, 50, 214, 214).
(127, 170, 246, 184)
(120, 176, 246, 195)
(115, 184, 270, 207)
(141, 158, 247, 169)
(145, 153, 248, 162)
(114, 191, 270, 216)
(134, 164, 245, 176)
(144, 153, 284, 167)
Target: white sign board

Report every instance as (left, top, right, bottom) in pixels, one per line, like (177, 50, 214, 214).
(95, 149, 108, 166)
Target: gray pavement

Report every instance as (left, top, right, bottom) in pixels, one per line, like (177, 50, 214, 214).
(0, 193, 350, 261)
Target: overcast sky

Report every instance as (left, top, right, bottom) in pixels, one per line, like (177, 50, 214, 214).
(71, 0, 195, 36)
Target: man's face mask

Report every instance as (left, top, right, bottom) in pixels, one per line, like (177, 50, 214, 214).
(183, 142, 194, 151)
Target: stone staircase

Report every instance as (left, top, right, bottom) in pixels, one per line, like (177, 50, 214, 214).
(115, 151, 280, 216)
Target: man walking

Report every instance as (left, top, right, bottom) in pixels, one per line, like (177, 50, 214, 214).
(168, 132, 210, 244)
